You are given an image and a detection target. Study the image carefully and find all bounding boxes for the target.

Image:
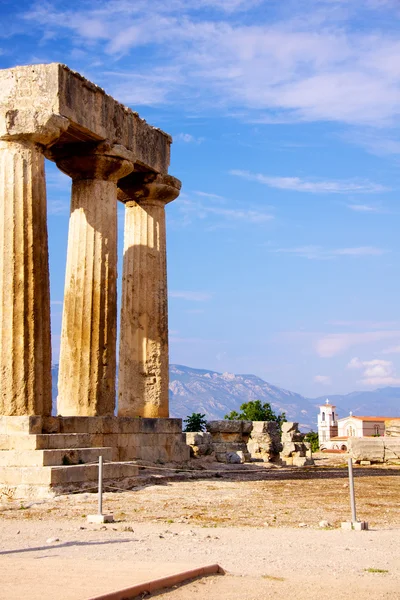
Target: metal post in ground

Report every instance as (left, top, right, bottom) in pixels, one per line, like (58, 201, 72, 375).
(341, 457, 368, 531)
(348, 457, 357, 522)
(98, 455, 103, 515)
(87, 455, 114, 524)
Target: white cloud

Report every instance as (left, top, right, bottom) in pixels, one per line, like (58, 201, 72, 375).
(347, 357, 400, 386)
(272, 245, 387, 260)
(194, 191, 226, 200)
(333, 247, 387, 256)
(22, 0, 400, 127)
(174, 133, 204, 143)
(169, 290, 212, 301)
(314, 375, 332, 385)
(381, 345, 400, 355)
(317, 331, 400, 357)
(230, 170, 388, 194)
(176, 194, 274, 227)
(346, 203, 383, 213)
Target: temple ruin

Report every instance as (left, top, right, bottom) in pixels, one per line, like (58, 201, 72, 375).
(0, 63, 189, 497)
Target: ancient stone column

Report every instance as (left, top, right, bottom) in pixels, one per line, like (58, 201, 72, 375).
(0, 140, 52, 416)
(53, 144, 133, 416)
(118, 173, 181, 418)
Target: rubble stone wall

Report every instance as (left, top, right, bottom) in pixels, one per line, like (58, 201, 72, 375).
(185, 420, 313, 466)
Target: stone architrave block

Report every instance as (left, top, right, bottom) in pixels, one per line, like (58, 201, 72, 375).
(0, 64, 171, 173)
(348, 438, 385, 463)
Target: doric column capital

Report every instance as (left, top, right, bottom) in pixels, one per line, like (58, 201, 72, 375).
(47, 141, 134, 182)
(118, 172, 181, 206)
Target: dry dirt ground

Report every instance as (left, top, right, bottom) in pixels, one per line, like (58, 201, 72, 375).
(0, 454, 399, 599)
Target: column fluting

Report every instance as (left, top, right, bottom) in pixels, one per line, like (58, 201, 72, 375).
(55, 147, 132, 416)
(0, 140, 52, 416)
(118, 173, 181, 418)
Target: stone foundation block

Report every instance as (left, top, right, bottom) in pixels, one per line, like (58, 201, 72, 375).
(118, 447, 139, 461)
(101, 433, 118, 448)
(42, 417, 60, 433)
(102, 417, 120, 434)
(118, 418, 141, 434)
(0, 434, 44, 450)
(0, 416, 43, 435)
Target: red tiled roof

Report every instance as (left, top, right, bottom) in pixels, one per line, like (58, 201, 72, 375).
(352, 416, 400, 422)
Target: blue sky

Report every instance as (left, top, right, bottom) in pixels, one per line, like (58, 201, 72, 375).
(2, 0, 400, 397)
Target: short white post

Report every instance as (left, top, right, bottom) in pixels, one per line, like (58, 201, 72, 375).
(98, 455, 103, 515)
(348, 457, 358, 522)
(341, 457, 368, 531)
(87, 455, 114, 524)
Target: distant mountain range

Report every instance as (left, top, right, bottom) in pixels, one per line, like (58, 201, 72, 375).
(51, 364, 400, 431)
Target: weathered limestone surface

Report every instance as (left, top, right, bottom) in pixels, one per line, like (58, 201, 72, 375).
(0, 141, 52, 416)
(0, 416, 189, 497)
(206, 420, 251, 463)
(386, 420, 400, 437)
(0, 63, 171, 173)
(348, 437, 400, 464)
(184, 432, 214, 457)
(118, 173, 181, 418)
(0, 64, 183, 497)
(247, 421, 282, 462)
(280, 422, 313, 466)
(54, 146, 132, 416)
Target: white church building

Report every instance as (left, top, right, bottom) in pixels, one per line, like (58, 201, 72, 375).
(317, 400, 396, 451)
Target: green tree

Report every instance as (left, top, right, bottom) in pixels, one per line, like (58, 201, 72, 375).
(183, 412, 207, 432)
(304, 430, 319, 452)
(225, 400, 286, 428)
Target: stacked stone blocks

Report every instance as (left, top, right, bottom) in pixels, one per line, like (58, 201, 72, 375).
(247, 421, 282, 462)
(280, 422, 314, 466)
(207, 420, 252, 463)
